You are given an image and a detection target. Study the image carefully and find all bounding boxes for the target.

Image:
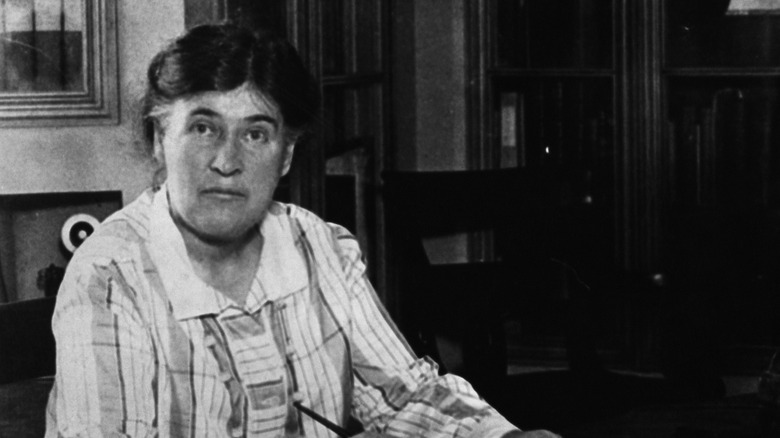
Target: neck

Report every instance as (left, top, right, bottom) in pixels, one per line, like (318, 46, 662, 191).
(176, 215, 260, 263)
(185, 226, 260, 265)
(172, 212, 263, 305)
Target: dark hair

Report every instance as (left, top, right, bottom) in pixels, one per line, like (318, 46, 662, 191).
(140, 23, 320, 154)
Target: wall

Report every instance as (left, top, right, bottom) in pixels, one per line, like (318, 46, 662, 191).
(391, 0, 469, 263)
(392, 0, 468, 172)
(414, 0, 467, 171)
(0, 1, 185, 301)
(0, 192, 122, 301)
(0, 0, 185, 203)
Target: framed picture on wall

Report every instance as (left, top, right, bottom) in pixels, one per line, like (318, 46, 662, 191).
(0, 0, 118, 127)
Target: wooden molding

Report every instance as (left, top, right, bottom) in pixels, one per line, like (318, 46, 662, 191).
(0, 0, 119, 127)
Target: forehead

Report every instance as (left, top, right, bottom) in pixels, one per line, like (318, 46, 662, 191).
(168, 84, 281, 124)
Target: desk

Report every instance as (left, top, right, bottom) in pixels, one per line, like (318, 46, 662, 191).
(0, 376, 53, 437)
(2, 375, 774, 438)
(564, 393, 774, 438)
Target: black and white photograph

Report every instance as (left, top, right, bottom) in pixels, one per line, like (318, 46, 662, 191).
(1, 1, 780, 437)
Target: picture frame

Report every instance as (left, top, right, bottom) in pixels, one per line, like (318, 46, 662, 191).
(0, 0, 118, 127)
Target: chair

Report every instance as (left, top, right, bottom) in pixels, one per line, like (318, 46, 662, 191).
(0, 296, 57, 384)
(382, 167, 616, 405)
(0, 296, 57, 438)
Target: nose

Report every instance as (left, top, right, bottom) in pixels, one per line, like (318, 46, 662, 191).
(210, 133, 242, 177)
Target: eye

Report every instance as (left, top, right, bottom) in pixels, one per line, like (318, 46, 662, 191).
(244, 128, 269, 145)
(190, 121, 218, 138)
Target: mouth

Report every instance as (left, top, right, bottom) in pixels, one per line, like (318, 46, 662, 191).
(200, 187, 247, 199)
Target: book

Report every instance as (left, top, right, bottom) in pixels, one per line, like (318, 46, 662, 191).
(500, 91, 519, 168)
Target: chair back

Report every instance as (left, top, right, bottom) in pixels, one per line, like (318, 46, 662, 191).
(383, 167, 612, 396)
(0, 296, 57, 384)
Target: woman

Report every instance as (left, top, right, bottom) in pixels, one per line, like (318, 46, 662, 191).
(46, 23, 559, 438)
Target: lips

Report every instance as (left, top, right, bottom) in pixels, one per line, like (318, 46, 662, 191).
(200, 187, 247, 198)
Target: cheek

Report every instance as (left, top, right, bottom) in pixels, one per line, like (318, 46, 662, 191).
(247, 149, 288, 184)
(165, 143, 205, 182)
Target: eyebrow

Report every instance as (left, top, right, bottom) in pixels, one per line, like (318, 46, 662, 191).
(245, 114, 279, 130)
(188, 107, 279, 130)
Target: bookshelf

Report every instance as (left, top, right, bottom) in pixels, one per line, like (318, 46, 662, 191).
(468, 0, 780, 372)
(660, 1, 780, 374)
(467, 0, 625, 367)
(479, 0, 619, 231)
(662, 2, 780, 209)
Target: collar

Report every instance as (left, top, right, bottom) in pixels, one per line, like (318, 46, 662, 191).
(146, 185, 308, 320)
(253, 202, 309, 310)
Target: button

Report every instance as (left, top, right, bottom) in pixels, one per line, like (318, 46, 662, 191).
(230, 426, 243, 437)
(218, 371, 232, 382)
(292, 391, 306, 403)
(204, 335, 217, 348)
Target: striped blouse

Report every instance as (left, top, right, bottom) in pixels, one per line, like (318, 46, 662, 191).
(45, 186, 518, 438)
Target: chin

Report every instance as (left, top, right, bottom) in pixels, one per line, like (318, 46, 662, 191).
(172, 200, 267, 245)
(187, 214, 260, 245)
(198, 225, 256, 245)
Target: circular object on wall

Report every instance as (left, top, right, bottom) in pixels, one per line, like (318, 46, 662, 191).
(61, 213, 100, 253)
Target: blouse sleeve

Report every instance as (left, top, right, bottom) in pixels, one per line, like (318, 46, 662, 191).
(49, 256, 157, 438)
(329, 225, 519, 438)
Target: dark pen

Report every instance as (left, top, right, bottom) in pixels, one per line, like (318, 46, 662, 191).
(293, 401, 350, 437)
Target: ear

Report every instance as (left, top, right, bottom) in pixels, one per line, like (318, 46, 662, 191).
(280, 142, 296, 176)
(152, 122, 165, 165)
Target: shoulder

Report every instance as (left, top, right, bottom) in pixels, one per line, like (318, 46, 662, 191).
(70, 189, 154, 267)
(273, 202, 366, 287)
(55, 190, 155, 315)
(273, 201, 361, 259)
(273, 201, 328, 231)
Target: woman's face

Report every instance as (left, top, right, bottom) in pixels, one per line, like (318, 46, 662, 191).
(154, 83, 295, 244)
